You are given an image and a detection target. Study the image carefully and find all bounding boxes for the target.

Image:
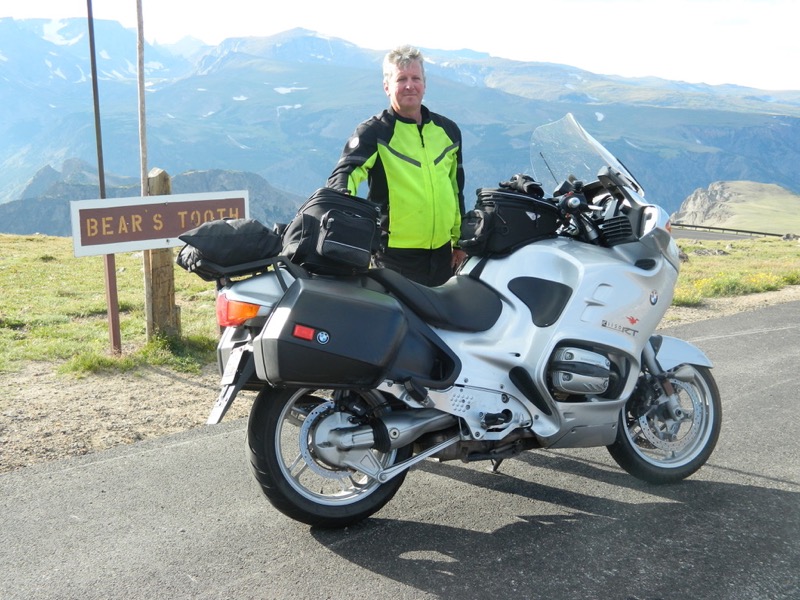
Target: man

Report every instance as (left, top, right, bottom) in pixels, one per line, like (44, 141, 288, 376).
(327, 44, 466, 286)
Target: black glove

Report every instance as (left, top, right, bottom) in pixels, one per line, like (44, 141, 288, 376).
(499, 173, 544, 199)
(176, 244, 202, 272)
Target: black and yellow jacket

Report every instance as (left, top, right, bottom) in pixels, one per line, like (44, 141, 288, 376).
(327, 106, 464, 250)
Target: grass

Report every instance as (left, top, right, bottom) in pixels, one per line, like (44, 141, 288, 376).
(1, 233, 798, 375)
(0, 234, 219, 374)
(672, 237, 800, 306)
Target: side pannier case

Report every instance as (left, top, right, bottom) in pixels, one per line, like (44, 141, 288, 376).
(253, 278, 408, 387)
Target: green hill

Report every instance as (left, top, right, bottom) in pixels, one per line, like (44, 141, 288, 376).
(671, 182, 800, 235)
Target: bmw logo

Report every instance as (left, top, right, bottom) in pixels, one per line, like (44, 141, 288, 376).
(650, 290, 659, 306)
(316, 331, 330, 345)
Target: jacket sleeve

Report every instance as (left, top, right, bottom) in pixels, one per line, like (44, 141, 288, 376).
(327, 120, 379, 195)
(450, 127, 466, 245)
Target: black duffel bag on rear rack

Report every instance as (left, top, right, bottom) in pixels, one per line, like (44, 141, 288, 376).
(281, 187, 381, 275)
(459, 180, 561, 257)
(176, 217, 283, 281)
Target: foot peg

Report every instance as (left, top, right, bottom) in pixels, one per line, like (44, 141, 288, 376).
(481, 410, 512, 428)
(403, 378, 429, 404)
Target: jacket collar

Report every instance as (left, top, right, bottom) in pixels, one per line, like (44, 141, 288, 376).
(389, 105, 430, 125)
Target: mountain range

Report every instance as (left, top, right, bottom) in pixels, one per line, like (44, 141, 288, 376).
(2, 17, 800, 236)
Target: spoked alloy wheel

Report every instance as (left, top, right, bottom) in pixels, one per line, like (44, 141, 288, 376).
(247, 386, 412, 528)
(608, 365, 721, 483)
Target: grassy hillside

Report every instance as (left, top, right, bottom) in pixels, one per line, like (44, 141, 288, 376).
(713, 183, 800, 234)
(675, 182, 800, 235)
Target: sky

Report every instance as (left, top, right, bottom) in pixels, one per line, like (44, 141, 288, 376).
(3, 0, 798, 91)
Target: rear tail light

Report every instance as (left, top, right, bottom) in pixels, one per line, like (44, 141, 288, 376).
(216, 293, 261, 327)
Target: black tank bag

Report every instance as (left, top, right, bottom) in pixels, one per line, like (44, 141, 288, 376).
(459, 188, 560, 257)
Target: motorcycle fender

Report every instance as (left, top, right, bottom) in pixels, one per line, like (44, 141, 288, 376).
(207, 346, 256, 425)
(654, 335, 713, 371)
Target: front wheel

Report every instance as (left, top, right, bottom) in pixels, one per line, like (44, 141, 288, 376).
(247, 386, 412, 528)
(608, 365, 721, 484)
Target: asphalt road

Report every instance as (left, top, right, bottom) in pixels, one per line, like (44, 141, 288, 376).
(2, 302, 799, 600)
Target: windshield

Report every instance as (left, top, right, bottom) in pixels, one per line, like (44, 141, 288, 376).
(530, 113, 643, 196)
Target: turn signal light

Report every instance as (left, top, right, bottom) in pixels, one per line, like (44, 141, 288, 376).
(216, 293, 260, 327)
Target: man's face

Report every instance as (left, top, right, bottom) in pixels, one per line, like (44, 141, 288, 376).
(384, 60, 425, 120)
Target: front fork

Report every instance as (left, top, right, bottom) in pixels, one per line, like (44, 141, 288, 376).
(640, 339, 693, 431)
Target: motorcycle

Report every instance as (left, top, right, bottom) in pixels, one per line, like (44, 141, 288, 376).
(180, 113, 721, 529)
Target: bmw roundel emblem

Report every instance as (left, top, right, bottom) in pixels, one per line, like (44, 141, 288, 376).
(316, 331, 330, 344)
(650, 290, 659, 306)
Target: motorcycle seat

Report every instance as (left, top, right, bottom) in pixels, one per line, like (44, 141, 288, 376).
(366, 268, 502, 332)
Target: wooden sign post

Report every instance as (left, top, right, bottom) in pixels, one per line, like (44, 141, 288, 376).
(143, 169, 179, 338)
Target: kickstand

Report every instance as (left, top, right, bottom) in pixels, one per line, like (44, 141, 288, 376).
(490, 458, 504, 474)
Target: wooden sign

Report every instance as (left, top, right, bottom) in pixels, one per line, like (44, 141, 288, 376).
(70, 191, 249, 257)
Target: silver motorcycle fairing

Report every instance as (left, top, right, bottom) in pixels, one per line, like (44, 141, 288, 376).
(423, 234, 679, 447)
(214, 236, 694, 450)
(223, 266, 296, 306)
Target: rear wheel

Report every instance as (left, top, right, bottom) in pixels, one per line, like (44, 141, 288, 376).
(247, 386, 412, 528)
(608, 365, 721, 483)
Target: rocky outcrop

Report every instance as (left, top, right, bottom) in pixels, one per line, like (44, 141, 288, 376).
(670, 182, 736, 225)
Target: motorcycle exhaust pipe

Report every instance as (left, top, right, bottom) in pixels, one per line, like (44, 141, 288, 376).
(328, 410, 457, 453)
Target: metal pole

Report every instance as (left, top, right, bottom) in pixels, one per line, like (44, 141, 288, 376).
(137, 0, 148, 197)
(86, 0, 122, 354)
(136, 0, 156, 338)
